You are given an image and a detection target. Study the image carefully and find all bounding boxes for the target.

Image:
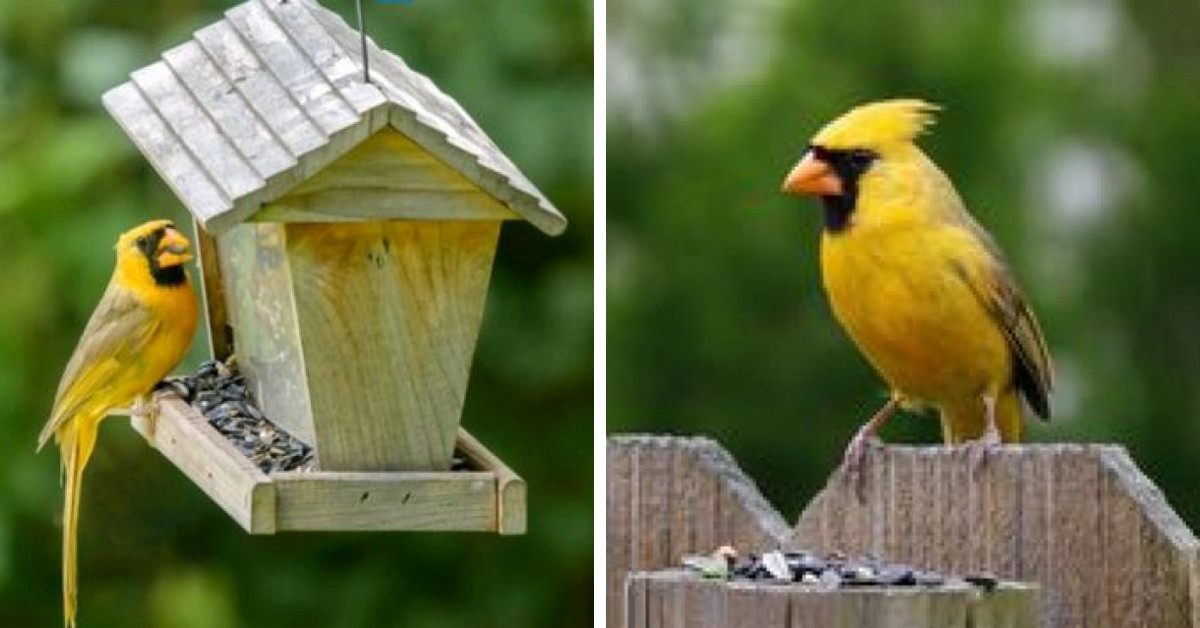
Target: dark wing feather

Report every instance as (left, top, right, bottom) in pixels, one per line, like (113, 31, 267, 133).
(950, 219, 1054, 420)
(983, 263, 1054, 419)
(39, 281, 159, 448)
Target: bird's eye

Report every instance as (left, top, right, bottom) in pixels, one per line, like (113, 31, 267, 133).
(849, 149, 877, 168)
(135, 236, 147, 249)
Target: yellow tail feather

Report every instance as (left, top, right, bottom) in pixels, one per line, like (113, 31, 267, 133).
(58, 416, 99, 628)
(939, 391, 1022, 444)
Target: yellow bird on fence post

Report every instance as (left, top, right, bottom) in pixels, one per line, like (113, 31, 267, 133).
(37, 219, 198, 627)
(780, 100, 1053, 489)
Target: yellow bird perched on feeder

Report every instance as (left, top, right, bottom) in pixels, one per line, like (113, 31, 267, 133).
(780, 99, 1053, 485)
(38, 219, 198, 627)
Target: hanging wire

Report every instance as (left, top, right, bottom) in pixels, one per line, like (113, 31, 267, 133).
(355, 0, 371, 83)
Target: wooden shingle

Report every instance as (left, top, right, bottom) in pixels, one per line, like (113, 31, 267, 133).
(103, 0, 566, 236)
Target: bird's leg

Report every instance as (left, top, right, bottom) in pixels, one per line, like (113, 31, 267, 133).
(843, 395, 901, 501)
(967, 394, 1002, 474)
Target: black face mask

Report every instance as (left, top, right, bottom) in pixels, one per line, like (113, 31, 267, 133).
(808, 145, 878, 233)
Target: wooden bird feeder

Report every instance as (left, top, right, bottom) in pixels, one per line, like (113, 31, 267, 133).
(101, 0, 565, 534)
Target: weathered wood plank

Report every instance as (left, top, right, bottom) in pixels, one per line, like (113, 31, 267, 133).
(105, 0, 564, 238)
(792, 444, 1200, 628)
(1102, 450, 1197, 626)
(456, 427, 525, 535)
(101, 83, 229, 223)
(193, 20, 327, 158)
(606, 436, 791, 628)
(161, 41, 297, 179)
(225, 1, 377, 181)
(725, 581, 788, 626)
(251, 127, 518, 223)
(609, 435, 635, 627)
(130, 394, 275, 534)
(131, 400, 519, 533)
(282, 127, 492, 194)
(217, 222, 315, 446)
(256, 189, 515, 223)
(286, 220, 499, 471)
(192, 219, 233, 361)
(260, 0, 386, 115)
(385, 106, 567, 236)
(131, 60, 264, 200)
(624, 571, 1039, 628)
(270, 470, 496, 532)
(224, 2, 358, 136)
(298, 0, 565, 235)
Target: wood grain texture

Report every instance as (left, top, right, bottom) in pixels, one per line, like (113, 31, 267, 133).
(299, 0, 566, 235)
(193, 219, 233, 361)
(192, 19, 328, 156)
(606, 436, 791, 628)
(260, 0, 386, 116)
(104, 0, 565, 237)
(132, 397, 521, 533)
(131, 60, 264, 201)
(224, 1, 360, 136)
(285, 220, 499, 471)
(252, 128, 517, 223)
(623, 571, 1039, 628)
(131, 394, 276, 534)
(101, 82, 229, 222)
(457, 427, 526, 535)
(792, 445, 1200, 628)
(271, 470, 496, 532)
(160, 40, 297, 179)
(217, 222, 315, 445)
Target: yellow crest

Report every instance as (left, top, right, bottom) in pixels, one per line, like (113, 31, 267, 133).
(811, 99, 940, 150)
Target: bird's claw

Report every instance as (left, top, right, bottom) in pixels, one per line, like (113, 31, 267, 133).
(965, 428, 1002, 476)
(130, 396, 160, 443)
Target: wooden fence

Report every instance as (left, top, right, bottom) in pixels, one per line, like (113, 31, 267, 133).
(624, 570, 1038, 628)
(607, 436, 1200, 628)
(606, 436, 790, 628)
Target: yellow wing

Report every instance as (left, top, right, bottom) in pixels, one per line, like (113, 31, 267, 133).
(947, 221, 1054, 419)
(38, 281, 160, 449)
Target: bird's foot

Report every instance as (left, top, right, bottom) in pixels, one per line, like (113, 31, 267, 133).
(964, 428, 1002, 476)
(842, 433, 884, 503)
(130, 395, 160, 443)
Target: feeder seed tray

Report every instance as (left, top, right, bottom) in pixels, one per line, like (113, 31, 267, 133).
(130, 394, 524, 535)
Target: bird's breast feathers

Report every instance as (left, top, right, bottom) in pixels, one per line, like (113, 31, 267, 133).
(820, 222, 1011, 402)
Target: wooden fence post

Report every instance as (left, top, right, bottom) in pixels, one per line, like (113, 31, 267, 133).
(606, 436, 790, 628)
(608, 436, 1200, 628)
(625, 570, 1039, 628)
(793, 445, 1200, 628)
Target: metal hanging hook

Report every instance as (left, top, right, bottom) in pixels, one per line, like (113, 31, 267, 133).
(355, 0, 371, 83)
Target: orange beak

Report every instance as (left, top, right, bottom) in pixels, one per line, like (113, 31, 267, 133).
(156, 228, 193, 267)
(782, 151, 843, 197)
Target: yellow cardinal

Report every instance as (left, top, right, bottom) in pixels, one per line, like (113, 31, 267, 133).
(38, 219, 198, 627)
(781, 100, 1052, 476)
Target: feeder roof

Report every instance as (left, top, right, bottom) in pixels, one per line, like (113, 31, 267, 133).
(102, 0, 566, 236)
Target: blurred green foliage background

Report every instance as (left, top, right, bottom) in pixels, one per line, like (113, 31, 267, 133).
(608, 0, 1200, 531)
(0, 0, 592, 625)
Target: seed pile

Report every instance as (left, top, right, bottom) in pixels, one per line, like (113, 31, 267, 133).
(157, 358, 315, 474)
(686, 547, 999, 591)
